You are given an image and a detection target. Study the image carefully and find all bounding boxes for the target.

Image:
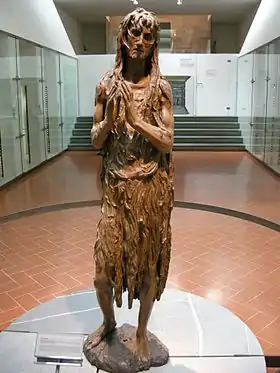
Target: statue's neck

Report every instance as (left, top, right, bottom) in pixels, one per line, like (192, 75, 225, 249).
(123, 57, 147, 84)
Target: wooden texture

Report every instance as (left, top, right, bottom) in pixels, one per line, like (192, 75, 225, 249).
(85, 8, 174, 370)
(84, 323, 169, 373)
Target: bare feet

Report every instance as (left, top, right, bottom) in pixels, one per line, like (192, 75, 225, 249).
(135, 335, 151, 370)
(85, 321, 116, 350)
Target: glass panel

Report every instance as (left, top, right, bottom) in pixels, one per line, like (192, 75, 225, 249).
(0, 32, 22, 186)
(238, 39, 280, 175)
(42, 48, 62, 159)
(17, 38, 46, 171)
(265, 39, 280, 173)
(60, 55, 78, 150)
(237, 53, 254, 150)
(251, 46, 269, 161)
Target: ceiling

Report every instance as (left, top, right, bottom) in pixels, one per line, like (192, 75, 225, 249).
(54, 0, 261, 23)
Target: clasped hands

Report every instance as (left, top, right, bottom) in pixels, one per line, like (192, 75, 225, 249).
(105, 80, 139, 128)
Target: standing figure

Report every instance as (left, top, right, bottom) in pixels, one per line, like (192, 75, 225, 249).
(85, 7, 174, 370)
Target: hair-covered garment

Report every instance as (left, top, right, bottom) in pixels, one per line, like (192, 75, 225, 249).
(93, 7, 174, 308)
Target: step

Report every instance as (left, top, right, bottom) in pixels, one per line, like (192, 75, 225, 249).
(77, 116, 93, 123)
(70, 136, 91, 144)
(174, 116, 238, 123)
(74, 125, 93, 131)
(173, 144, 245, 151)
(71, 134, 243, 142)
(70, 135, 243, 145)
(68, 144, 245, 151)
(74, 122, 240, 131)
(174, 142, 245, 147)
(77, 116, 239, 124)
(72, 129, 91, 136)
(68, 144, 93, 150)
(174, 136, 243, 144)
(174, 122, 239, 129)
(174, 128, 241, 136)
(75, 117, 239, 127)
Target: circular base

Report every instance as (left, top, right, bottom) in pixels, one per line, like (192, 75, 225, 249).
(0, 288, 266, 373)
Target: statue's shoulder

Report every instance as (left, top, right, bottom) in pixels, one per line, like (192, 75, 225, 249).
(159, 76, 173, 102)
(95, 70, 114, 101)
(100, 70, 114, 86)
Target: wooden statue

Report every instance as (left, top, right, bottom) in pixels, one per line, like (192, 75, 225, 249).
(84, 7, 174, 373)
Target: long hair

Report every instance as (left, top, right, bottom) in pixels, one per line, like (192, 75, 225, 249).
(112, 8, 161, 116)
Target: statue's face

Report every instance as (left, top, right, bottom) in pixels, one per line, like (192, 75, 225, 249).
(125, 23, 155, 59)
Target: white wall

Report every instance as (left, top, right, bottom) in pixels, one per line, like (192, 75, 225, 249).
(78, 55, 115, 117)
(78, 54, 238, 117)
(239, 6, 258, 51)
(57, 7, 83, 54)
(240, 0, 280, 56)
(0, 0, 75, 57)
(196, 54, 238, 116)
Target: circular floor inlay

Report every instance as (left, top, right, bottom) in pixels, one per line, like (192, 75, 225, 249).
(0, 207, 279, 357)
(0, 289, 266, 373)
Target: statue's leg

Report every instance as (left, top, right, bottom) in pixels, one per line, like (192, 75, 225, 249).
(136, 268, 155, 364)
(85, 255, 116, 349)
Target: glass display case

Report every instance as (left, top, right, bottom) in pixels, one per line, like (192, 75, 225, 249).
(0, 31, 78, 187)
(238, 38, 280, 174)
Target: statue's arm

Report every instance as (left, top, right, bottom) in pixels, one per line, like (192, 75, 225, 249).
(91, 81, 112, 150)
(133, 81, 174, 153)
(135, 103, 173, 154)
(121, 78, 173, 153)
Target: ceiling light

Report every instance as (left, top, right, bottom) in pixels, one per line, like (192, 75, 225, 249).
(177, 0, 182, 4)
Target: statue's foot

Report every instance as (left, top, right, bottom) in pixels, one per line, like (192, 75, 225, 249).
(85, 321, 116, 350)
(135, 336, 152, 371)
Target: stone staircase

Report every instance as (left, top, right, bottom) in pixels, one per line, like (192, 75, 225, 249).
(68, 116, 245, 151)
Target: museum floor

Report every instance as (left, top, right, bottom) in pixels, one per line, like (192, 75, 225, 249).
(0, 151, 279, 372)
